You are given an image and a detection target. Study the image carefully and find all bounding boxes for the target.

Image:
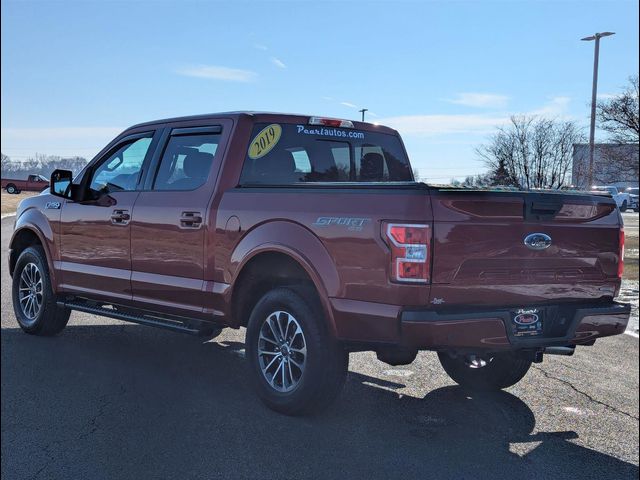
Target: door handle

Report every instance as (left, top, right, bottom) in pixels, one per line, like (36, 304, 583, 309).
(180, 211, 203, 229)
(111, 209, 131, 225)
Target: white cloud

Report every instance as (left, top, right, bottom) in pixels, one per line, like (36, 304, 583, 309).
(340, 102, 358, 109)
(253, 43, 268, 51)
(378, 114, 509, 136)
(447, 92, 510, 108)
(528, 96, 571, 117)
(270, 57, 287, 69)
(597, 93, 617, 100)
(177, 65, 257, 82)
(378, 96, 575, 136)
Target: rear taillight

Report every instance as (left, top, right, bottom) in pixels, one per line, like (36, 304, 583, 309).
(384, 223, 430, 283)
(618, 227, 625, 278)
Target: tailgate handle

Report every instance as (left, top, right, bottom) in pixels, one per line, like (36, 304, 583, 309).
(531, 202, 562, 213)
(525, 200, 563, 220)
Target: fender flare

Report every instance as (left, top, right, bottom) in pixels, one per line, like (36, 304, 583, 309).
(9, 208, 58, 292)
(228, 221, 340, 334)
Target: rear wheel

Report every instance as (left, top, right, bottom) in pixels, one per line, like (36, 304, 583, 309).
(6, 184, 17, 194)
(438, 352, 531, 391)
(246, 287, 348, 415)
(12, 246, 70, 336)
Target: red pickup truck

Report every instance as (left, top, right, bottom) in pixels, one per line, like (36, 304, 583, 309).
(2, 174, 50, 194)
(9, 112, 630, 415)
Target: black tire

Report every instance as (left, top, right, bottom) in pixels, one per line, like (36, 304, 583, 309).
(6, 184, 17, 194)
(438, 352, 531, 391)
(620, 201, 628, 212)
(245, 287, 348, 416)
(12, 246, 70, 336)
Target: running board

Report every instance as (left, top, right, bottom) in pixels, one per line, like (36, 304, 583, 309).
(59, 300, 216, 336)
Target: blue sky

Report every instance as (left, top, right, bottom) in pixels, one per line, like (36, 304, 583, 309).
(1, 0, 638, 181)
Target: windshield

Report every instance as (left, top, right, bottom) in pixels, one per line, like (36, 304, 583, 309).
(240, 122, 413, 184)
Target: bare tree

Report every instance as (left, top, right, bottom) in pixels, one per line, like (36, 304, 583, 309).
(1, 153, 11, 174)
(477, 115, 585, 190)
(597, 75, 639, 144)
(596, 75, 640, 180)
(1, 153, 88, 179)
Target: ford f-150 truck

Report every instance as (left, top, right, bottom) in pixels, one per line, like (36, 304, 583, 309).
(2, 174, 49, 194)
(9, 112, 630, 415)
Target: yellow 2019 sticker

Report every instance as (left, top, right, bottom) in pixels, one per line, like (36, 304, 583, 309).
(248, 124, 282, 159)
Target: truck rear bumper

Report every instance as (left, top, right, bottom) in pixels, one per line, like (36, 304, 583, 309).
(400, 301, 631, 351)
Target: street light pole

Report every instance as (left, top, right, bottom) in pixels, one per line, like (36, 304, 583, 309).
(359, 108, 368, 122)
(581, 31, 615, 187)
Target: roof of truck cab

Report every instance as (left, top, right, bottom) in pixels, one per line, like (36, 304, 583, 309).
(128, 111, 399, 135)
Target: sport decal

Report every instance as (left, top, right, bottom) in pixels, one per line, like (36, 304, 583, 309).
(248, 124, 282, 159)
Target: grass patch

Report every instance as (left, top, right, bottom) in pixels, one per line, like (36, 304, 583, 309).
(624, 235, 639, 282)
(1, 191, 38, 215)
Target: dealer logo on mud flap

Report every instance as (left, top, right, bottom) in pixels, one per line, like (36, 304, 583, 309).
(512, 308, 544, 336)
(513, 311, 539, 325)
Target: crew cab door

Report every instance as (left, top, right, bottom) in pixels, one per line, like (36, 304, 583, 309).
(58, 131, 158, 303)
(130, 121, 231, 318)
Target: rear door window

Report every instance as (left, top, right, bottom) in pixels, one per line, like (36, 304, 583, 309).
(239, 122, 412, 184)
(153, 133, 220, 191)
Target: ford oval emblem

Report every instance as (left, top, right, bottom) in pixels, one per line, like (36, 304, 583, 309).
(524, 233, 552, 250)
(514, 312, 539, 325)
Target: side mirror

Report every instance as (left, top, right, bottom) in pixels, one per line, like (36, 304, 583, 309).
(50, 169, 73, 198)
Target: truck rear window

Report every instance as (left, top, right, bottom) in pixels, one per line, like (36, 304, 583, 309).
(239, 122, 413, 184)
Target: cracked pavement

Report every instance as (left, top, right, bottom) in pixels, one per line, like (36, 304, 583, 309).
(1, 215, 638, 479)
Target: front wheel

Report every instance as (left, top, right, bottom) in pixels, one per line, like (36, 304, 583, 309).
(438, 352, 531, 391)
(246, 287, 348, 416)
(12, 246, 70, 336)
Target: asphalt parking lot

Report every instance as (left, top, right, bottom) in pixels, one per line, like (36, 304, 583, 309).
(1, 214, 638, 480)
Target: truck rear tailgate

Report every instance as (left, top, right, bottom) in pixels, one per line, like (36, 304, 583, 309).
(430, 190, 622, 307)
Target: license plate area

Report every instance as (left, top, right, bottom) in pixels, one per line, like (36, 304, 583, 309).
(511, 308, 544, 337)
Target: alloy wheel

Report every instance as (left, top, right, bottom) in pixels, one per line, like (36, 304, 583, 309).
(258, 311, 307, 393)
(18, 262, 43, 323)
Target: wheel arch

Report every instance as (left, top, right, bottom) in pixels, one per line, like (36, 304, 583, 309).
(9, 221, 58, 292)
(228, 221, 340, 336)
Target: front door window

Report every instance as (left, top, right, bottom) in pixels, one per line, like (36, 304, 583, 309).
(89, 137, 152, 193)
